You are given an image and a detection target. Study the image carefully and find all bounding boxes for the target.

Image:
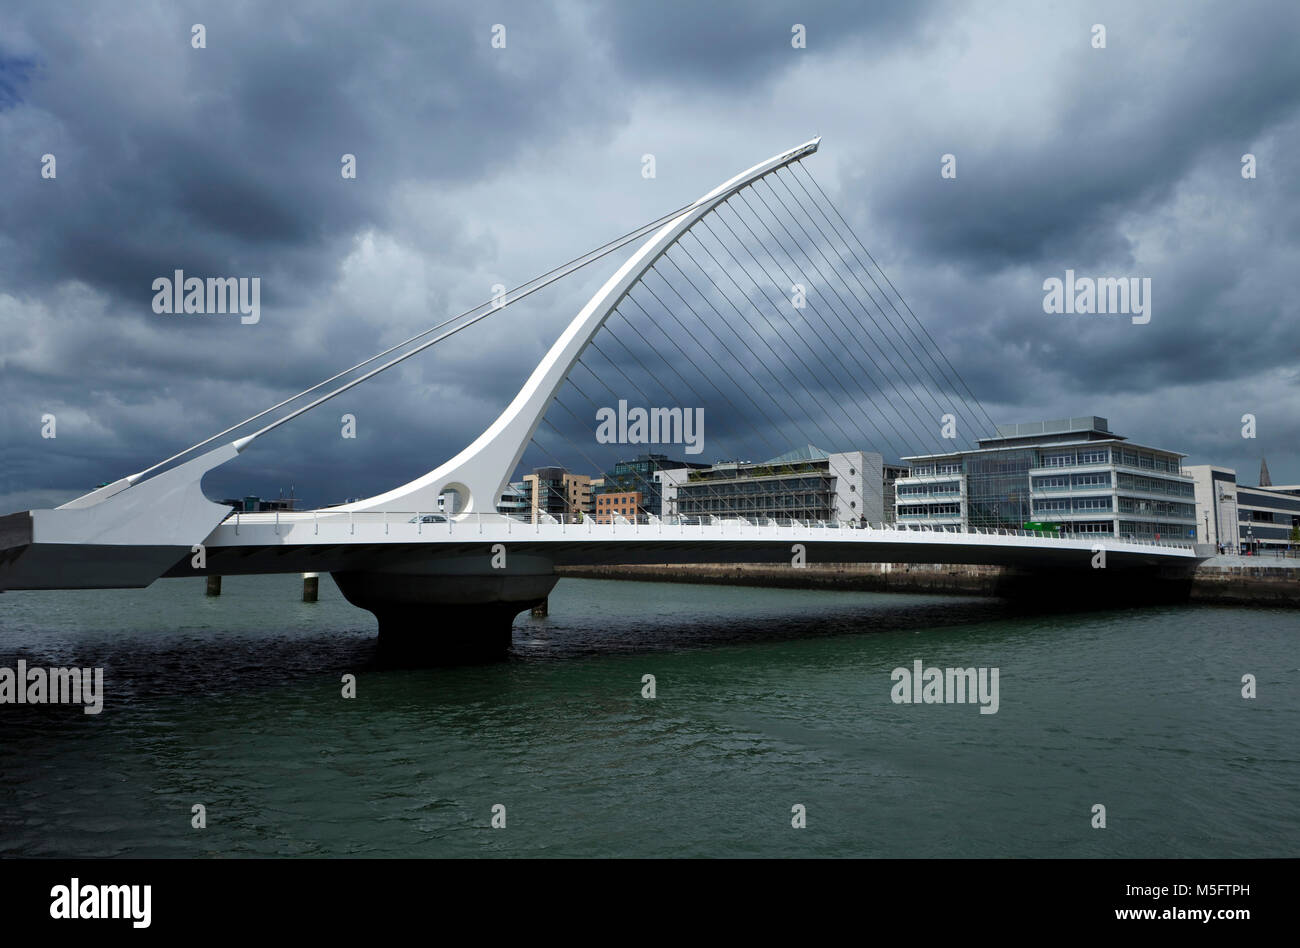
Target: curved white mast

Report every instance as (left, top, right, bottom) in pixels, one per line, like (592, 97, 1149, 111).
(338, 136, 821, 514)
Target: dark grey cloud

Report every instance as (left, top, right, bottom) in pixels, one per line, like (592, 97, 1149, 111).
(2, 0, 1298, 513)
(0, 1, 616, 304)
(581, 0, 933, 90)
(863, 11, 1300, 270)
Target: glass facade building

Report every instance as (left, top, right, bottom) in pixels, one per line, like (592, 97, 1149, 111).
(899, 416, 1198, 540)
(593, 454, 708, 519)
(495, 481, 529, 517)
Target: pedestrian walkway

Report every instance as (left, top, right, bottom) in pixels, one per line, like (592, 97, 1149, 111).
(1199, 552, 1300, 570)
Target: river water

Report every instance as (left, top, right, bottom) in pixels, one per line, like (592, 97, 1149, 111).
(1, 574, 1296, 857)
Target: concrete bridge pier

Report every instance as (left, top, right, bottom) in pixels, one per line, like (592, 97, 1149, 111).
(331, 553, 557, 664)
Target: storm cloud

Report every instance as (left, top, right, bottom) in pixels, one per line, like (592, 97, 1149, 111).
(2, 0, 1297, 513)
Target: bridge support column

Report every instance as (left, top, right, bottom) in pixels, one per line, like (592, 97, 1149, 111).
(206, 575, 221, 597)
(331, 554, 557, 664)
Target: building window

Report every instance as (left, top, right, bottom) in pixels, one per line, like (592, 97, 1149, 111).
(1072, 472, 1111, 488)
(1074, 521, 1114, 534)
(1079, 448, 1109, 464)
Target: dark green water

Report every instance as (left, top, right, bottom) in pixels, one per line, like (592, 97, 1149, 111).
(1, 575, 1296, 857)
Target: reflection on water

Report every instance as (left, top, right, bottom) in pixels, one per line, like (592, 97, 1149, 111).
(1, 574, 1296, 858)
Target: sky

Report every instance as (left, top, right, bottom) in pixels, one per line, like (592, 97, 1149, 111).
(2, 0, 1298, 513)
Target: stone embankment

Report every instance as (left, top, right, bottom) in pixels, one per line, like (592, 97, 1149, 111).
(555, 558, 1300, 607)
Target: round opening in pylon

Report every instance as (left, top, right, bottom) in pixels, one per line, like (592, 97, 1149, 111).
(440, 483, 470, 515)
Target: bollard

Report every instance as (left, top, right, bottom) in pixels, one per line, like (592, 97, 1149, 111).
(206, 575, 222, 597)
(303, 572, 319, 603)
(530, 597, 548, 617)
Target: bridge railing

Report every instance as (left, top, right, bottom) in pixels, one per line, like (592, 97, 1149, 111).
(222, 509, 1196, 550)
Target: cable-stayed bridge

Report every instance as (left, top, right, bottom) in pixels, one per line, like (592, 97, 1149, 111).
(1, 138, 1199, 656)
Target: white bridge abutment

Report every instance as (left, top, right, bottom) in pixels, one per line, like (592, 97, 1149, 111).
(330, 553, 557, 662)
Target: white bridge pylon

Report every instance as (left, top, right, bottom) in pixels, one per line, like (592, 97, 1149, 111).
(334, 137, 822, 515)
(2, 139, 847, 591)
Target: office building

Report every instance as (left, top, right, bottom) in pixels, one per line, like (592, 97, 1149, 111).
(593, 453, 708, 519)
(899, 416, 1198, 539)
(1186, 464, 1300, 552)
(654, 466, 692, 518)
(593, 490, 643, 523)
(882, 462, 910, 524)
(674, 445, 884, 522)
(495, 481, 529, 518)
(522, 467, 591, 523)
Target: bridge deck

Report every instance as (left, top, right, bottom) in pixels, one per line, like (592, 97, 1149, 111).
(1, 510, 1199, 590)
(165, 511, 1198, 577)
